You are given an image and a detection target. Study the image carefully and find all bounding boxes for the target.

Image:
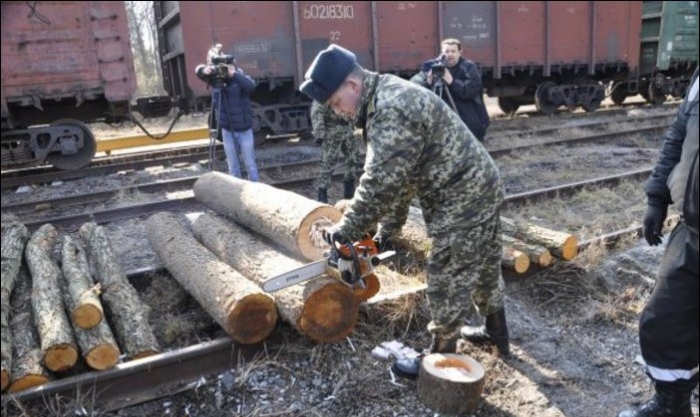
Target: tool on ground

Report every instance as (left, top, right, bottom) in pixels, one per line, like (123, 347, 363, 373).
(262, 234, 396, 293)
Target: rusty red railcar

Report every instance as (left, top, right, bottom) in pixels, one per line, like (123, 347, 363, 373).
(1, 1, 136, 170)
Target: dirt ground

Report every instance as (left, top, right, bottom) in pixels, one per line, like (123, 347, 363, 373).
(3, 101, 698, 417)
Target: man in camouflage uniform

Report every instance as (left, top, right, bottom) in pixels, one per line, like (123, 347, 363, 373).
(310, 101, 363, 203)
(300, 45, 510, 377)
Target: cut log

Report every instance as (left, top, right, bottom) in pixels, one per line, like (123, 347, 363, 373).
(1, 222, 29, 391)
(194, 172, 342, 261)
(61, 236, 120, 370)
(146, 212, 277, 344)
(25, 224, 78, 372)
(9, 267, 51, 392)
(502, 235, 552, 267)
(61, 235, 103, 329)
(79, 223, 160, 360)
(417, 353, 486, 415)
(192, 212, 359, 343)
(502, 246, 530, 274)
(500, 216, 579, 260)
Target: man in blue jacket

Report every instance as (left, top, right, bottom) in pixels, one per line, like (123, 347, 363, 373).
(411, 38, 490, 142)
(617, 67, 698, 417)
(197, 60, 259, 181)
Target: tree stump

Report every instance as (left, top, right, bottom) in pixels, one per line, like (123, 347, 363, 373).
(417, 353, 486, 415)
(61, 236, 120, 370)
(8, 268, 51, 392)
(146, 212, 277, 344)
(79, 222, 160, 360)
(194, 172, 342, 261)
(192, 212, 359, 343)
(1, 222, 29, 391)
(25, 224, 78, 372)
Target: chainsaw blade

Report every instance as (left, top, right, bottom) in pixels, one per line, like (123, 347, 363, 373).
(262, 260, 327, 293)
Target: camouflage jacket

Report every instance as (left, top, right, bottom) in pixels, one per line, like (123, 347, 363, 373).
(310, 101, 353, 141)
(337, 70, 504, 239)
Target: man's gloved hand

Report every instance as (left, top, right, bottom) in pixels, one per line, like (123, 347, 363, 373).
(372, 232, 394, 252)
(314, 136, 324, 146)
(643, 203, 668, 246)
(322, 226, 348, 246)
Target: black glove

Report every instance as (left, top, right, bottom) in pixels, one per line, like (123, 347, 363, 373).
(372, 232, 394, 252)
(322, 226, 348, 246)
(643, 203, 668, 246)
(314, 136, 324, 145)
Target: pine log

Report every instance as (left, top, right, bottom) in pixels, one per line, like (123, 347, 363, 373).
(192, 212, 359, 343)
(9, 267, 51, 392)
(60, 236, 119, 370)
(1, 222, 29, 391)
(417, 353, 486, 415)
(500, 216, 578, 260)
(146, 212, 277, 344)
(193, 172, 342, 261)
(502, 235, 552, 267)
(79, 222, 159, 360)
(502, 246, 530, 274)
(25, 224, 78, 372)
(61, 235, 104, 329)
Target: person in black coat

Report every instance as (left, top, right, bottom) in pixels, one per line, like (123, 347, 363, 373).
(410, 38, 490, 142)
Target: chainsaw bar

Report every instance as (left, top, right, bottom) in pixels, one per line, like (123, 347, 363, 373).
(262, 260, 327, 293)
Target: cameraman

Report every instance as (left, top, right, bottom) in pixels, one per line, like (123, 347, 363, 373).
(410, 38, 490, 142)
(196, 58, 259, 181)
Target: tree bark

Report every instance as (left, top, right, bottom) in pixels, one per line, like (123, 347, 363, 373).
(9, 267, 51, 392)
(25, 224, 78, 372)
(79, 222, 160, 360)
(500, 216, 579, 260)
(61, 235, 104, 329)
(502, 235, 552, 267)
(192, 212, 359, 343)
(60, 236, 120, 370)
(1, 222, 29, 391)
(194, 172, 342, 261)
(502, 246, 530, 274)
(146, 212, 277, 344)
(417, 353, 486, 415)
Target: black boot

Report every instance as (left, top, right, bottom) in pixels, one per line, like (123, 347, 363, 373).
(317, 188, 328, 204)
(617, 381, 693, 417)
(343, 179, 355, 199)
(460, 307, 510, 356)
(391, 334, 457, 379)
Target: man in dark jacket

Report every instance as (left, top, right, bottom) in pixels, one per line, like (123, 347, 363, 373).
(197, 61, 259, 181)
(617, 67, 698, 417)
(410, 38, 490, 141)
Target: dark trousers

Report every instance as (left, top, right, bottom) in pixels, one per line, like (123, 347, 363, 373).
(639, 222, 699, 390)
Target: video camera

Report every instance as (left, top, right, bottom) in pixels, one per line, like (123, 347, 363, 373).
(196, 54, 236, 88)
(421, 55, 447, 79)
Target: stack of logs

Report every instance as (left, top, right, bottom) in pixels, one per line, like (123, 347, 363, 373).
(1, 222, 159, 393)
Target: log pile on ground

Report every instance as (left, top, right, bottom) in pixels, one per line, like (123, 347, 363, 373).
(25, 224, 78, 372)
(146, 212, 278, 344)
(192, 212, 359, 343)
(334, 202, 576, 275)
(61, 236, 120, 370)
(80, 222, 160, 360)
(1, 222, 29, 391)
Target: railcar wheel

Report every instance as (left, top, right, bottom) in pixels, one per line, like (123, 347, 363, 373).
(534, 82, 559, 115)
(610, 86, 627, 106)
(582, 96, 603, 112)
(497, 97, 520, 115)
(647, 84, 666, 105)
(46, 119, 96, 171)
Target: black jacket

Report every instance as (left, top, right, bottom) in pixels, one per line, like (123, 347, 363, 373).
(411, 57, 490, 141)
(211, 71, 257, 132)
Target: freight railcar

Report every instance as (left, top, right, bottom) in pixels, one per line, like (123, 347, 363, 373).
(1, 1, 137, 170)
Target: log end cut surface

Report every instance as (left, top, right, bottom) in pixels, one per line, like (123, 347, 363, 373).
(417, 353, 486, 415)
(560, 236, 579, 260)
(8, 375, 50, 393)
(1, 369, 8, 391)
(538, 251, 553, 267)
(44, 345, 78, 372)
(73, 304, 103, 329)
(297, 207, 342, 261)
(86, 345, 120, 371)
(354, 274, 381, 302)
(512, 250, 530, 274)
(132, 350, 159, 361)
(298, 283, 359, 343)
(229, 294, 278, 344)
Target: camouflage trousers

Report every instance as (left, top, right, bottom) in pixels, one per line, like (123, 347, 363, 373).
(425, 210, 506, 339)
(316, 128, 363, 190)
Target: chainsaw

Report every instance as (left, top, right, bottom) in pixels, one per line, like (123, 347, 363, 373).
(262, 234, 396, 293)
